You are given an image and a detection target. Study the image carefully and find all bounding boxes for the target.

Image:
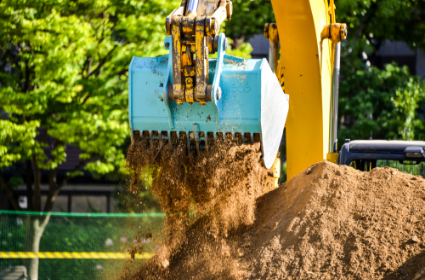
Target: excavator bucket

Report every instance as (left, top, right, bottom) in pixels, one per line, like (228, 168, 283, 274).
(128, 34, 289, 169)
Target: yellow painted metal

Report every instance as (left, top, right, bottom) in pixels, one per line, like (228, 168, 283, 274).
(270, 157, 281, 188)
(276, 55, 285, 91)
(271, 0, 335, 180)
(264, 23, 279, 43)
(264, 23, 280, 73)
(321, 23, 348, 42)
(326, 153, 339, 164)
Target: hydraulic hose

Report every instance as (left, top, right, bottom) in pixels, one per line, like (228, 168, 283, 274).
(329, 42, 341, 153)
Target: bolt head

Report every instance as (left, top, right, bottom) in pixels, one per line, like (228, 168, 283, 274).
(216, 87, 222, 100)
(223, 38, 229, 51)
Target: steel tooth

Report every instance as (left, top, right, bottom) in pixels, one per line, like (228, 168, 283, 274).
(167, 132, 171, 148)
(217, 132, 223, 141)
(168, 131, 173, 148)
(209, 132, 214, 147)
(225, 132, 232, 142)
(175, 132, 179, 147)
(133, 130, 141, 143)
(180, 132, 186, 148)
(195, 137, 200, 155)
(236, 132, 242, 144)
(149, 132, 154, 148)
(205, 132, 209, 151)
(154, 131, 160, 147)
(244, 133, 253, 144)
(162, 131, 166, 146)
(186, 132, 191, 154)
(243, 133, 248, 144)
(159, 132, 163, 148)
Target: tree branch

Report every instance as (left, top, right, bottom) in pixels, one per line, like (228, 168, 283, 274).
(40, 212, 51, 230)
(43, 156, 94, 212)
(25, 160, 33, 210)
(49, 168, 57, 190)
(24, 59, 30, 93)
(13, 163, 26, 174)
(40, 128, 49, 144)
(15, 161, 34, 210)
(86, 45, 118, 78)
(32, 154, 41, 211)
(0, 173, 21, 211)
(80, 45, 118, 105)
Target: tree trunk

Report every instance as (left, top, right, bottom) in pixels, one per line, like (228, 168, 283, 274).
(25, 215, 49, 280)
(231, 36, 245, 50)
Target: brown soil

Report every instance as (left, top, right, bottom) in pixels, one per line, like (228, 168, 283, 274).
(241, 162, 425, 280)
(124, 139, 274, 280)
(125, 140, 425, 280)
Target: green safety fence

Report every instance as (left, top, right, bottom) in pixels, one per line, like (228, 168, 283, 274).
(377, 160, 425, 176)
(346, 159, 425, 176)
(0, 211, 165, 280)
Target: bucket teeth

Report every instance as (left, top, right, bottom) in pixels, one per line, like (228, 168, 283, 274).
(132, 130, 261, 155)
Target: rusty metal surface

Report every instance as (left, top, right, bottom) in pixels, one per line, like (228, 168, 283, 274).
(195, 17, 207, 104)
(197, 0, 219, 16)
(171, 17, 184, 104)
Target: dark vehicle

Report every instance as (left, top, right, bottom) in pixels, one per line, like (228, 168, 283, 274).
(338, 140, 425, 175)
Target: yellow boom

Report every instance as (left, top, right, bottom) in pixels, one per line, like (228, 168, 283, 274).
(270, 0, 346, 180)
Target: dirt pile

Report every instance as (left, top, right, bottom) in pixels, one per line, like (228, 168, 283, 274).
(125, 139, 425, 280)
(241, 161, 425, 280)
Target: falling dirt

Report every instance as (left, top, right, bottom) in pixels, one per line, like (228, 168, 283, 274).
(124, 139, 425, 280)
(124, 138, 274, 280)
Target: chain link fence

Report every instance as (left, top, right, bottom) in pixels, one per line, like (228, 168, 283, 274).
(0, 211, 165, 280)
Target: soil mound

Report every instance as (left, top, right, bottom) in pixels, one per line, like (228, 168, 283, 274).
(241, 162, 425, 280)
(126, 140, 425, 280)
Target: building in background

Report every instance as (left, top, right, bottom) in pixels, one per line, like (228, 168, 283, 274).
(375, 40, 425, 79)
(0, 144, 120, 213)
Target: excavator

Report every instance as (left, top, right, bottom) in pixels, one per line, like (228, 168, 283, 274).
(128, 0, 425, 182)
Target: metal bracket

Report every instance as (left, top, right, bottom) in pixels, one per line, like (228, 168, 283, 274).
(158, 37, 175, 129)
(264, 23, 279, 73)
(211, 33, 228, 130)
(159, 34, 227, 131)
(171, 17, 184, 104)
(195, 16, 208, 104)
(321, 23, 347, 43)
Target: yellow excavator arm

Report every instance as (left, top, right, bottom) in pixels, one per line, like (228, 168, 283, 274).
(269, 0, 347, 180)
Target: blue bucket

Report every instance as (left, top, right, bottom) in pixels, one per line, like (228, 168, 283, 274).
(129, 35, 288, 168)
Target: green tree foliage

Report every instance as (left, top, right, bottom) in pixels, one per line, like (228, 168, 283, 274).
(0, 0, 178, 211)
(339, 64, 425, 143)
(335, 0, 425, 143)
(223, 0, 275, 44)
(337, 0, 425, 49)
